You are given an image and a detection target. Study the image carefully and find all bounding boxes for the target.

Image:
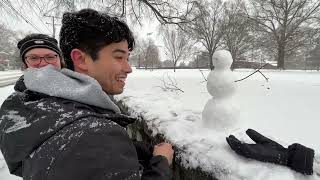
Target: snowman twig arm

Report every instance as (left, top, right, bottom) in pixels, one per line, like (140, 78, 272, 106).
(235, 63, 270, 82)
(257, 70, 269, 82)
(199, 69, 207, 82)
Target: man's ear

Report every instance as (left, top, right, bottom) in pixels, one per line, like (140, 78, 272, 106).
(70, 49, 88, 72)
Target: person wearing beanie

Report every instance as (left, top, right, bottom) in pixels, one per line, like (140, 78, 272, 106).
(0, 8, 173, 180)
(226, 129, 320, 176)
(17, 33, 63, 68)
(12, 33, 64, 92)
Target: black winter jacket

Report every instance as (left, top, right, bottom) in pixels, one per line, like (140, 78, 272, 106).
(0, 67, 172, 180)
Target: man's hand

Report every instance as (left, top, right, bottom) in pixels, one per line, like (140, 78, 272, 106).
(226, 129, 315, 175)
(153, 142, 174, 165)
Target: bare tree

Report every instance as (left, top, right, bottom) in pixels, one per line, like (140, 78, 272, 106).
(134, 0, 197, 25)
(161, 25, 192, 72)
(129, 37, 147, 68)
(189, 51, 210, 68)
(0, 23, 22, 69)
(306, 43, 320, 70)
(182, 0, 225, 70)
(143, 39, 161, 70)
(0, 1, 18, 17)
(222, 0, 254, 69)
(0, 24, 17, 52)
(247, 0, 320, 69)
(21, 0, 198, 25)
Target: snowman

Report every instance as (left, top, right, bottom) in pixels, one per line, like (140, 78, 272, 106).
(202, 50, 238, 131)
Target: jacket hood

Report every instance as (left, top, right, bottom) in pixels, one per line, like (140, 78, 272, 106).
(0, 65, 137, 176)
(24, 65, 120, 113)
(0, 89, 134, 176)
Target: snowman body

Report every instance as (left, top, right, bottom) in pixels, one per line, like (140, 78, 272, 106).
(202, 50, 238, 130)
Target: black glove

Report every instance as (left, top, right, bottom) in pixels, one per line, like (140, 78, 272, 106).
(226, 129, 315, 175)
(133, 140, 153, 169)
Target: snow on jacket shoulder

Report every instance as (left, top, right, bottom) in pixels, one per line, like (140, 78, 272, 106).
(0, 90, 140, 179)
(26, 112, 142, 180)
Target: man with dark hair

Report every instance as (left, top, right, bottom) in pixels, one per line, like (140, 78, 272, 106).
(0, 9, 173, 180)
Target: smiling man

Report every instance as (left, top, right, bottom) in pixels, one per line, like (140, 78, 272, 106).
(72, 41, 132, 94)
(0, 9, 173, 180)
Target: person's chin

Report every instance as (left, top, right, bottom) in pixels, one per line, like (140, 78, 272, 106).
(116, 88, 124, 94)
(111, 87, 124, 95)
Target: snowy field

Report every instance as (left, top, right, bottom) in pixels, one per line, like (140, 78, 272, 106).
(116, 68, 320, 180)
(0, 68, 320, 180)
(0, 70, 22, 87)
(0, 70, 22, 76)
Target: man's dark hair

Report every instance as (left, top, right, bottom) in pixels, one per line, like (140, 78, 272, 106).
(59, 8, 135, 70)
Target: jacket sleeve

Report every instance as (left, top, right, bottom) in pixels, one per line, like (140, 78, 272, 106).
(314, 152, 320, 176)
(133, 141, 172, 180)
(141, 155, 172, 180)
(47, 124, 142, 180)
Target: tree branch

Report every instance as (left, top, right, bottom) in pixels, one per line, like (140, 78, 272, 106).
(156, 73, 184, 93)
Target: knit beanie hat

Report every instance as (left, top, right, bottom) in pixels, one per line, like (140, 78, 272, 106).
(17, 34, 62, 64)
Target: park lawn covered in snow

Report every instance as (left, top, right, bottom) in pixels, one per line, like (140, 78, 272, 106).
(0, 68, 319, 180)
(115, 68, 320, 180)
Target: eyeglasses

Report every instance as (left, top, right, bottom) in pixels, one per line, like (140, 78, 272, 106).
(25, 54, 59, 66)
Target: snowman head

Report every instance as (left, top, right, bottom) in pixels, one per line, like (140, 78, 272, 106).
(212, 50, 233, 70)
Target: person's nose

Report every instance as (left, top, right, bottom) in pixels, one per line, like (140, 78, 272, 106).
(124, 60, 132, 74)
(38, 57, 50, 67)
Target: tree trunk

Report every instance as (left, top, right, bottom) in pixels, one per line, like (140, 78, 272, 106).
(230, 51, 236, 70)
(138, 54, 141, 68)
(174, 61, 177, 72)
(196, 57, 199, 68)
(231, 60, 235, 71)
(209, 52, 214, 70)
(277, 46, 285, 69)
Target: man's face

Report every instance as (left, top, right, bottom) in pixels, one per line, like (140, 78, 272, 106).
(86, 40, 132, 95)
(24, 48, 61, 69)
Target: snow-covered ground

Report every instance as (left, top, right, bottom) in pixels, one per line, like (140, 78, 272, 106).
(0, 69, 320, 180)
(115, 68, 320, 180)
(0, 70, 22, 76)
